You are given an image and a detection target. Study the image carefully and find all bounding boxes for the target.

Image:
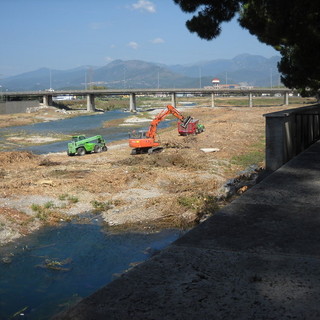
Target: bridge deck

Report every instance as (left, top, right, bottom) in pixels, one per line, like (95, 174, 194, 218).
(55, 140, 320, 319)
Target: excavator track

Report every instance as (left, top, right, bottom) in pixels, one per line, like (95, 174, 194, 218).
(131, 147, 163, 155)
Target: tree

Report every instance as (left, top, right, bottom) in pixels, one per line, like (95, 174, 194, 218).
(173, 0, 320, 97)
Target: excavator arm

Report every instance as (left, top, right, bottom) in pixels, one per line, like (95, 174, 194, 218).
(146, 104, 191, 139)
(129, 104, 194, 154)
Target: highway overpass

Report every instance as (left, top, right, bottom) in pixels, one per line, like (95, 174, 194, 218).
(0, 87, 293, 112)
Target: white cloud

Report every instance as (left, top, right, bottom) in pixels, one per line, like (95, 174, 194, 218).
(151, 37, 165, 44)
(128, 41, 139, 49)
(131, 0, 156, 13)
(104, 57, 114, 62)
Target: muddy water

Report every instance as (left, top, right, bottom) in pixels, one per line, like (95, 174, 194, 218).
(0, 109, 180, 319)
(0, 215, 183, 319)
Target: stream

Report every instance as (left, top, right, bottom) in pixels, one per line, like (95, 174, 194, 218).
(0, 109, 172, 154)
(0, 216, 184, 319)
(0, 109, 181, 319)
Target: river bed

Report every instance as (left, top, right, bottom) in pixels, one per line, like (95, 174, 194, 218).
(0, 109, 181, 319)
(0, 109, 172, 154)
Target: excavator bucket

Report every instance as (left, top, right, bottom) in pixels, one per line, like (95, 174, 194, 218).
(180, 116, 192, 128)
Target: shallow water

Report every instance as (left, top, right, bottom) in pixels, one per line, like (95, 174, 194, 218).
(0, 216, 183, 319)
(0, 109, 172, 154)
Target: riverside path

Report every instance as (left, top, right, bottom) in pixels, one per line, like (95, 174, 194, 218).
(54, 139, 320, 319)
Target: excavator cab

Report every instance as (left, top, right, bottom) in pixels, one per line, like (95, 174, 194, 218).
(129, 130, 147, 139)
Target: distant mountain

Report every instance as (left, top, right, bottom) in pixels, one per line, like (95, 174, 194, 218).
(168, 54, 281, 87)
(1, 54, 281, 91)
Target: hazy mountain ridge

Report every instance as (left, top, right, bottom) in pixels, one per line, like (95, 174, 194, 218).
(1, 54, 281, 91)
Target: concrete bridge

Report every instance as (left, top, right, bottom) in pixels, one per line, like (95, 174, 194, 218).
(1, 88, 292, 112)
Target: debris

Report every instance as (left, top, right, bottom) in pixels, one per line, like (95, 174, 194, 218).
(12, 306, 29, 318)
(1, 256, 12, 264)
(36, 257, 72, 271)
(200, 148, 220, 153)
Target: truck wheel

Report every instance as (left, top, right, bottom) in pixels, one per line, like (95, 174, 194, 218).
(94, 145, 102, 153)
(93, 146, 102, 153)
(77, 147, 86, 156)
(102, 146, 108, 152)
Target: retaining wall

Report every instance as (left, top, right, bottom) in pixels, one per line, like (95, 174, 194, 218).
(264, 103, 320, 171)
(0, 100, 40, 114)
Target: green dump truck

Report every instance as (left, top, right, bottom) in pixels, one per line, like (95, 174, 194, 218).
(67, 135, 108, 156)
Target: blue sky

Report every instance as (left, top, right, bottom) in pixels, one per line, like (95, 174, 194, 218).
(1, 0, 278, 76)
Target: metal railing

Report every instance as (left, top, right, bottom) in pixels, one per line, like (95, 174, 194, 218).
(264, 104, 320, 171)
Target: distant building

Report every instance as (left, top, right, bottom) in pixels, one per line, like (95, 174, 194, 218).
(53, 95, 76, 101)
(211, 78, 220, 89)
(217, 84, 240, 89)
(210, 78, 253, 89)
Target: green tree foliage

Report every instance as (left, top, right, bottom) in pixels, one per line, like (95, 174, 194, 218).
(173, 0, 320, 96)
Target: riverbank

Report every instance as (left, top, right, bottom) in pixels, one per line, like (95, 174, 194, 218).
(0, 102, 312, 246)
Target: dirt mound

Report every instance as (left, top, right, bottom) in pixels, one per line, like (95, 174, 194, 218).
(0, 151, 38, 165)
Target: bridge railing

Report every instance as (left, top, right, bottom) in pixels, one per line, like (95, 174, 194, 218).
(264, 104, 320, 171)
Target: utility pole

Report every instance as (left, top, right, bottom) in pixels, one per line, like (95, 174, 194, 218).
(123, 67, 126, 89)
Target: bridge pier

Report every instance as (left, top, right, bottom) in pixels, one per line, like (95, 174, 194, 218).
(171, 93, 176, 108)
(284, 92, 289, 105)
(249, 92, 253, 108)
(43, 94, 53, 107)
(86, 94, 95, 112)
(211, 93, 215, 108)
(129, 93, 137, 112)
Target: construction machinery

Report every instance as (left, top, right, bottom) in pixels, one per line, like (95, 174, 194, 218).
(129, 104, 203, 155)
(177, 118, 205, 135)
(67, 135, 107, 156)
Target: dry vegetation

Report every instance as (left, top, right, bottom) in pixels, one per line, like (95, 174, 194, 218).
(0, 97, 315, 245)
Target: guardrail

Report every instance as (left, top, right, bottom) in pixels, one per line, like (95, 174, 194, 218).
(264, 104, 320, 171)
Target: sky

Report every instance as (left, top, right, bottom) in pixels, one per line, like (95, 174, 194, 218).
(0, 0, 278, 77)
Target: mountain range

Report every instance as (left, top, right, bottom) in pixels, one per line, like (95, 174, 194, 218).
(1, 54, 281, 91)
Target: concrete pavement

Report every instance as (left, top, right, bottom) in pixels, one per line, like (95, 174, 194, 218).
(55, 141, 320, 319)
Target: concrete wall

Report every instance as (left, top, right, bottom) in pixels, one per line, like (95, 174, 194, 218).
(0, 100, 40, 114)
(264, 104, 320, 171)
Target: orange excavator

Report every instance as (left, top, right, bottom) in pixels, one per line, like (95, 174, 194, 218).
(129, 104, 193, 155)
